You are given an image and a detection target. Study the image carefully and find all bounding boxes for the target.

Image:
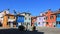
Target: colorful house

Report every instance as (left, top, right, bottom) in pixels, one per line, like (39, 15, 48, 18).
(53, 9, 60, 28)
(0, 11, 5, 27)
(31, 16, 37, 26)
(16, 14, 24, 27)
(36, 13, 46, 27)
(3, 10, 10, 28)
(45, 9, 56, 27)
(6, 14, 16, 28)
(20, 12, 31, 30)
(20, 12, 31, 26)
(2, 10, 16, 28)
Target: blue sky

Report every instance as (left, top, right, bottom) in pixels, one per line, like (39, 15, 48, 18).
(0, 0, 60, 16)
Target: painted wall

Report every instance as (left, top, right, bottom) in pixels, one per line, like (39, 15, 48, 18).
(56, 14, 60, 28)
(45, 10, 56, 27)
(20, 13, 31, 26)
(0, 12, 4, 24)
(17, 16, 24, 23)
(31, 17, 37, 26)
(16, 16, 24, 26)
(37, 16, 46, 27)
(8, 15, 16, 27)
(56, 14, 60, 21)
(24, 15, 31, 26)
(3, 11, 9, 28)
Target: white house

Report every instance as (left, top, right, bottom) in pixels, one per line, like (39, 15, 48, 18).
(20, 12, 31, 30)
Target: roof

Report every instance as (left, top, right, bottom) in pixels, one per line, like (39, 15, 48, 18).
(20, 12, 31, 15)
(51, 9, 60, 15)
(5, 13, 25, 17)
(5, 14, 14, 16)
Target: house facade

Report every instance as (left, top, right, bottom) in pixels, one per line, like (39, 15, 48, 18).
(7, 14, 16, 28)
(45, 9, 56, 27)
(16, 15, 24, 27)
(36, 13, 46, 27)
(3, 10, 10, 28)
(0, 11, 4, 27)
(31, 16, 37, 26)
(54, 9, 60, 28)
(20, 12, 31, 30)
(2, 10, 16, 28)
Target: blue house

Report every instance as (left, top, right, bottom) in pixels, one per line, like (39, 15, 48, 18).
(54, 9, 60, 28)
(16, 15, 24, 27)
(56, 14, 60, 28)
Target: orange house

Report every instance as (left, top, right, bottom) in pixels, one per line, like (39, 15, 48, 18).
(45, 9, 56, 27)
(3, 11, 8, 28)
(3, 11, 16, 28)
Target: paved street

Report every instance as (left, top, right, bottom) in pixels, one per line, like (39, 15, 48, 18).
(0, 27, 60, 34)
(36, 27, 60, 34)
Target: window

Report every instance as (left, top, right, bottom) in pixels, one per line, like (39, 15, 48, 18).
(25, 17, 27, 20)
(29, 18, 30, 20)
(28, 23, 30, 25)
(50, 16, 54, 19)
(56, 21, 59, 24)
(45, 12, 48, 14)
(25, 13, 26, 15)
(43, 22, 44, 23)
(38, 22, 40, 24)
(1, 16, 3, 18)
(57, 14, 60, 17)
(46, 22, 48, 24)
(8, 16, 10, 19)
(29, 14, 30, 16)
(0, 22, 2, 27)
(59, 21, 60, 24)
(44, 18, 45, 20)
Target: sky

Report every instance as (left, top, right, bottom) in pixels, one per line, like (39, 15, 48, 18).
(0, 0, 60, 16)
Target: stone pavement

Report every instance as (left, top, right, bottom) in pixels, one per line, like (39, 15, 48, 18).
(36, 27, 60, 34)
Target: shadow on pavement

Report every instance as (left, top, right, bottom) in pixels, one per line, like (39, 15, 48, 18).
(0, 29, 44, 34)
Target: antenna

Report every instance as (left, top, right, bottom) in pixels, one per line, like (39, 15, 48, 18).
(7, 9, 10, 10)
(13, 9, 17, 14)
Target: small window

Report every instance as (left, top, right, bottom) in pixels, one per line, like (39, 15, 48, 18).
(29, 14, 30, 16)
(1, 16, 3, 18)
(50, 16, 54, 19)
(8, 16, 10, 18)
(46, 22, 48, 24)
(38, 22, 40, 24)
(25, 17, 27, 20)
(59, 21, 60, 24)
(44, 18, 45, 20)
(45, 12, 48, 14)
(56, 21, 59, 24)
(29, 18, 30, 20)
(28, 23, 30, 25)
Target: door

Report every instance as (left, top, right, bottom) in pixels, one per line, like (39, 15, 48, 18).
(56, 21, 60, 28)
